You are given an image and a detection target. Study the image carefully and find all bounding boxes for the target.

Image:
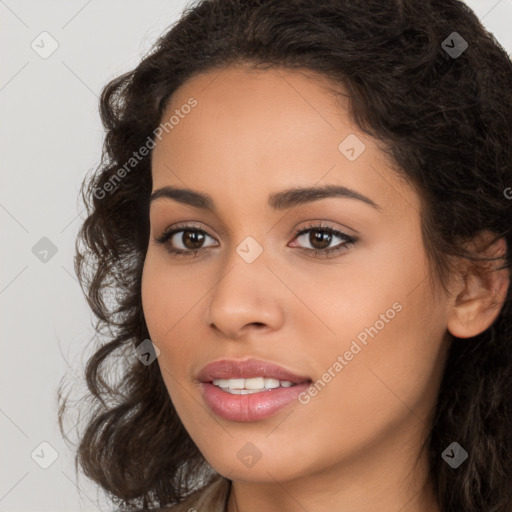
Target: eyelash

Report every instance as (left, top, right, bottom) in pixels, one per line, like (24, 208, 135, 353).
(154, 222, 357, 259)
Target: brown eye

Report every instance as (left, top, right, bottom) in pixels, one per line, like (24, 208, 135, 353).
(291, 224, 357, 258)
(154, 224, 218, 257)
(179, 230, 205, 250)
(166, 229, 217, 252)
(308, 229, 333, 250)
(154, 222, 357, 259)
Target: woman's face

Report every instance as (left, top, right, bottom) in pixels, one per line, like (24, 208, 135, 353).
(142, 65, 452, 486)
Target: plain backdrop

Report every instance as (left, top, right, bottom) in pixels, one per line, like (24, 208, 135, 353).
(1, 1, 511, 511)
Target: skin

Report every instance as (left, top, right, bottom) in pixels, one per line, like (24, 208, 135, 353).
(141, 64, 509, 512)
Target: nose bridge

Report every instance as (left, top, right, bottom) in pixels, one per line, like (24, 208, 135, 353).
(206, 235, 283, 335)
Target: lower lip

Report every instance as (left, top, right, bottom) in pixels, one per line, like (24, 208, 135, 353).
(200, 381, 311, 422)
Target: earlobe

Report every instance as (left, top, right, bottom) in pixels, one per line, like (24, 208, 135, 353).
(446, 235, 510, 339)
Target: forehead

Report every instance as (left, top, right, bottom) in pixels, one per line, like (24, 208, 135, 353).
(150, 65, 417, 217)
(154, 65, 352, 167)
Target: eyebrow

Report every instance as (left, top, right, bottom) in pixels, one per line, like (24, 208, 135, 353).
(149, 184, 381, 212)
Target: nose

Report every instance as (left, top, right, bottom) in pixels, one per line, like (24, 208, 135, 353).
(205, 247, 285, 339)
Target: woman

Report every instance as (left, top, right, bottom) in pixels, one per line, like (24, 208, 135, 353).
(58, 0, 512, 510)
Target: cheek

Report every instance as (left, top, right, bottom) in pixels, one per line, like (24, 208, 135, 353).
(304, 234, 447, 426)
(141, 253, 200, 341)
(291, 230, 427, 345)
(327, 280, 446, 435)
(141, 257, 167, 339)
(295, 287, 447, 465)
(141, 254, 206, 394)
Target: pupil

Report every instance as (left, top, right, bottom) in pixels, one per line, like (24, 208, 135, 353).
(310, 230, 331, 249)
(184, 231, 204, 249)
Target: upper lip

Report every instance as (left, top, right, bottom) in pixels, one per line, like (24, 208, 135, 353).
(197, 358, 312, 384)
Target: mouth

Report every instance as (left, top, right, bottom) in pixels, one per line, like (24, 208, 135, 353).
(207, 376, 307, 394)
(197, 358, 314, 422)
(197, 357, 313, 392)
(200, 380, 313, 421)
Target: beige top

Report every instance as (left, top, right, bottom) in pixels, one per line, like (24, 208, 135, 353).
(162, 475, 231, 512)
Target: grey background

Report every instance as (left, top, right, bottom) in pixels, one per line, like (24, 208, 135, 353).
(1, 1, 511, 510)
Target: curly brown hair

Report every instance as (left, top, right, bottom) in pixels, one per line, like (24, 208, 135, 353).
(58, 0, 512, 510)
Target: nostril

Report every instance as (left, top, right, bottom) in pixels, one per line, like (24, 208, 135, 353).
(252, 322, 265, 328)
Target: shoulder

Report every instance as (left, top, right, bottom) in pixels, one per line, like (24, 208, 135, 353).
(159, 474, 231, 512)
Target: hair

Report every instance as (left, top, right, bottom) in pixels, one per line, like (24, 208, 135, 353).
(57, 0, 512, 510)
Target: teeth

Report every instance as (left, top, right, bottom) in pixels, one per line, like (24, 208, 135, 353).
(228, 378, 246, 390)
(212, 377, 296, 392)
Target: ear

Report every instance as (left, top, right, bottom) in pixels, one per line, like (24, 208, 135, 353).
(447, 232, 510, 339)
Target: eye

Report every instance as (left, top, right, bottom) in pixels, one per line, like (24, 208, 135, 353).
(290, 222, 357, 258)
(154, 223, 218, 258)
(153, 221, 357, 259)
